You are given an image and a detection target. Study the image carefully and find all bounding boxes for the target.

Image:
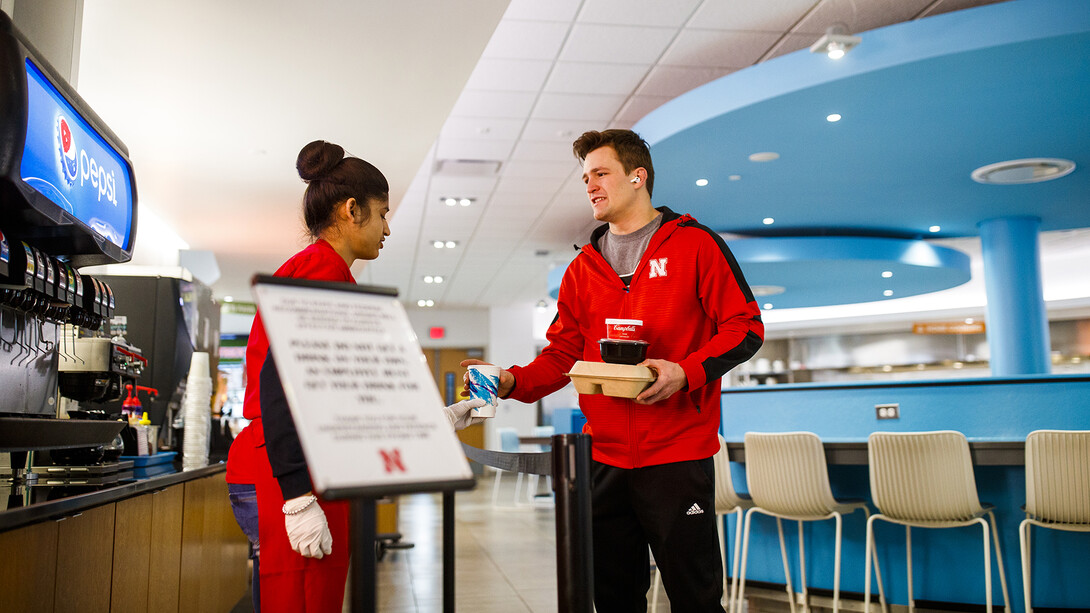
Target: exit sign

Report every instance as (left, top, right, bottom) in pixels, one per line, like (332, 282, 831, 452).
(429, 326, 445, 339)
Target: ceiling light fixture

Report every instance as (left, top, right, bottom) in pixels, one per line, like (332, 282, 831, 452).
(417, 299, 435, 308)
(728, 175, 741, 181)
(826, 113, 842, 122)
(695, 178, 709, 187)
(928, 225, 941, 233)
(810, 24, 861, 60)
(223, 296, 234, 302)
(433, 240, 458, 249)
(881, 271, 893, 278)
(535, 299, 549, 311)
(423, 275, 444, 284)
(971, 158, 1076, 184)
(763, 217, 775, 225)
(763, 303, 774, 310)
(749, 152, 780, 162)
(441, 197, 475, 207)
(883, 289, 894, 297)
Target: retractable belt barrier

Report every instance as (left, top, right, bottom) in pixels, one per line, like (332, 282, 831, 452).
(460, 434, 594, 613)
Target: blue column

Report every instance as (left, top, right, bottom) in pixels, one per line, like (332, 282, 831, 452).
(978, 216, 1051, 375)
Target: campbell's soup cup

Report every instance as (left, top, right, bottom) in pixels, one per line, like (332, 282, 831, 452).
(605, 318, 643, 341)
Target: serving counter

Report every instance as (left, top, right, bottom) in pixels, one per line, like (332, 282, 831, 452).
(720, 374, 1090, 611)
(0, 462, 248, 612)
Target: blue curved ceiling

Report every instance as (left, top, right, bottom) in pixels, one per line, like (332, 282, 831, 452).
(629, 0, 1089, 310)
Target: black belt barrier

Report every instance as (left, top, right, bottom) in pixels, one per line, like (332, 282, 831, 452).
(462, 433, 594, 612)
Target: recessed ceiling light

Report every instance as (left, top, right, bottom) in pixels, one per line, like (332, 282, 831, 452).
(883, 289, 894, 297)
(762, 217, 775, 225)
(810, 24, 861, 59)
(728, 175, 741, 181)
(749, 152, 780, 162)
(417, 299, 435, 308)
(445, 241, 456, 248)
(433, 240, 458, 249)
(826, 113, 842, 122)
(971, 158, 1075, 185)
(223, 296, 234, 302)
(444, 198, 457, 207)
(695, 178, 709, 187)
(928, 225, 941, 233)
(763, 303, 774, 310)
(424, 276, 433, 283)
(459, 198, 472, 207)
(881, 271, 893, 278)
(433, 275, 444, 283)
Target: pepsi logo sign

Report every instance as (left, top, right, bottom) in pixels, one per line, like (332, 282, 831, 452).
(55, 113, 118, 206)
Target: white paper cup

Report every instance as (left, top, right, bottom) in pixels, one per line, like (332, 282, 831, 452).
(467, 365, 500, 418)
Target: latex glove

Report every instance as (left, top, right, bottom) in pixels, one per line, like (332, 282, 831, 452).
(283, 494, 333, 559)
(443, 398, 488, 431)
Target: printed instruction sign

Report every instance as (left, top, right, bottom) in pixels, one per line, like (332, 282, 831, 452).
(252, 278, 472, 496)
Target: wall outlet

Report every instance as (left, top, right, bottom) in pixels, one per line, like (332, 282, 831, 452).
(876, 403, 900, 420)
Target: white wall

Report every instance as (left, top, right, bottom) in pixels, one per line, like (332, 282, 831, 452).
(409, 307, 489, 349)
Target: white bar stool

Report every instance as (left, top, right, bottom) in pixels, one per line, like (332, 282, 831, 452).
(865, 430, 1011, 613)
(738, 431, 886, 613)
(1019, 429, 1090, 613)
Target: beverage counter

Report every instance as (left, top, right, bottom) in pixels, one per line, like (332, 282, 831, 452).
(0, 462, 248, 612)
(719, 374, 1090, 611)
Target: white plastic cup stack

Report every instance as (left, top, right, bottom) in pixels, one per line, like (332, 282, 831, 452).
(182, 352, 213, 470)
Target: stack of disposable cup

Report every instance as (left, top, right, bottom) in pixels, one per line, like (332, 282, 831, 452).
(182, 352, 213, 470)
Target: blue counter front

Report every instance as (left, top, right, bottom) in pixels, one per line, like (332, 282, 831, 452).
(719, 374, 1090, 611)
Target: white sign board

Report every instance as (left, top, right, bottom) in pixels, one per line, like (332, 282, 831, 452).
(252, 278, 472, 497)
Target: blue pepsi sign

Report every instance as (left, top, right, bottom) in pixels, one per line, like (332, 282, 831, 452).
(19, 59, 134, 251)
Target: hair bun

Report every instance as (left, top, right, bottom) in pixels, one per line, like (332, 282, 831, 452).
(297, 140, 345, 182)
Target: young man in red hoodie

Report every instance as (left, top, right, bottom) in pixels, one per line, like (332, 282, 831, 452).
(465, 129, 764, 611)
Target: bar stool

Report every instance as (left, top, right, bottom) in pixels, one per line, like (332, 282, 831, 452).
(738, 432, 886, 613)
(1019, 430, 1090, 613)
(865, 431, 1011, 612)
(651, 434, 753, 613)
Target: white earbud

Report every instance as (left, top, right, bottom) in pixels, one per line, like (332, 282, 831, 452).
(631, 177, 640, 184)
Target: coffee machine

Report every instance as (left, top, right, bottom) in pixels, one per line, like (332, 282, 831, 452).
(0, 11, 140, 483)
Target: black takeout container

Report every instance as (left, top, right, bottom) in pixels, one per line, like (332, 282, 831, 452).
(598, 339, 649, 365)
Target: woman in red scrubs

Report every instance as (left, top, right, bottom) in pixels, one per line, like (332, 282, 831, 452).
(226, 140, 485, 612)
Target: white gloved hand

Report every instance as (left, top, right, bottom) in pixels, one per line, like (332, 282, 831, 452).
(443, 398, 489, 431)
(283, 494, 333, 559)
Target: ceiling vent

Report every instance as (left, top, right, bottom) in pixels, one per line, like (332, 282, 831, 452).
(971, 158, 1075, 185)
(435, 159, 502, 177)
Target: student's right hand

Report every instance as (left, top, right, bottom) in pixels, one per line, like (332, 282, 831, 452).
(459, 359, 515, 399)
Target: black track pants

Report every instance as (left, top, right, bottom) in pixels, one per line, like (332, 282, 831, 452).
(591, 457, 725, 612)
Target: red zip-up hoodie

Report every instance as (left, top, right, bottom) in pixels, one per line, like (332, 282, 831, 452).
(508, 207, 764, 468)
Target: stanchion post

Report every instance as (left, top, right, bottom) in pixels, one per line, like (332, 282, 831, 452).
(351, 498, 377, 613)
(552, 433, 594, 612)
(443, 490, 455, 613)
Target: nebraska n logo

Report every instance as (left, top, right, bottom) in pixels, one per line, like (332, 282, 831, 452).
(379, 449, 407, 473)
(648, 258, 668, 278)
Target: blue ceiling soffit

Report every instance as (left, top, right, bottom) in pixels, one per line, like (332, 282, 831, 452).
(635, 0, 1090, 239)
(727, 236, 971, 310)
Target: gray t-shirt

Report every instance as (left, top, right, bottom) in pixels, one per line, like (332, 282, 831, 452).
(599, 213, 663, 286)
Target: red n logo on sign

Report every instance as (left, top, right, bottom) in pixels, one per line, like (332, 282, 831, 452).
(379, 449, 407, 473)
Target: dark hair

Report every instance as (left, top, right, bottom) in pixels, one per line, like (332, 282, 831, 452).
(573, 129, 655, 197)
(296, 140, 389, 239)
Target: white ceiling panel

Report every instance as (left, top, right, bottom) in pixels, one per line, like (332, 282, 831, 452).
(491, 189, 556, 209)
(449, 90, 538, 119)
(531, 93, 628, 121)
(511, 138, 586, 162)
(463, 58, 554, 92)
(688, 0, 820, 31)
(425, 176, 499, 199)
(559, 24, 679, 64)
(521, 118, 607, 142)
(636, 65, 737, 98)
(763, 32, 826, 61)
(660, 29, 784, 67)
(576, 0, 703, 28)
(440, 116, 526, 141)
(919, 0, 1008, 18)
(481, 20, 571, 60)
(495, 175, 569, 194)
(435, 138, 517, 161)
(501, 0, 583, 22)
(614, 94, 673, 124)
(793, 0, 938, 36)
(545, 61, 651, 95)
(501, 159, 580, 179)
